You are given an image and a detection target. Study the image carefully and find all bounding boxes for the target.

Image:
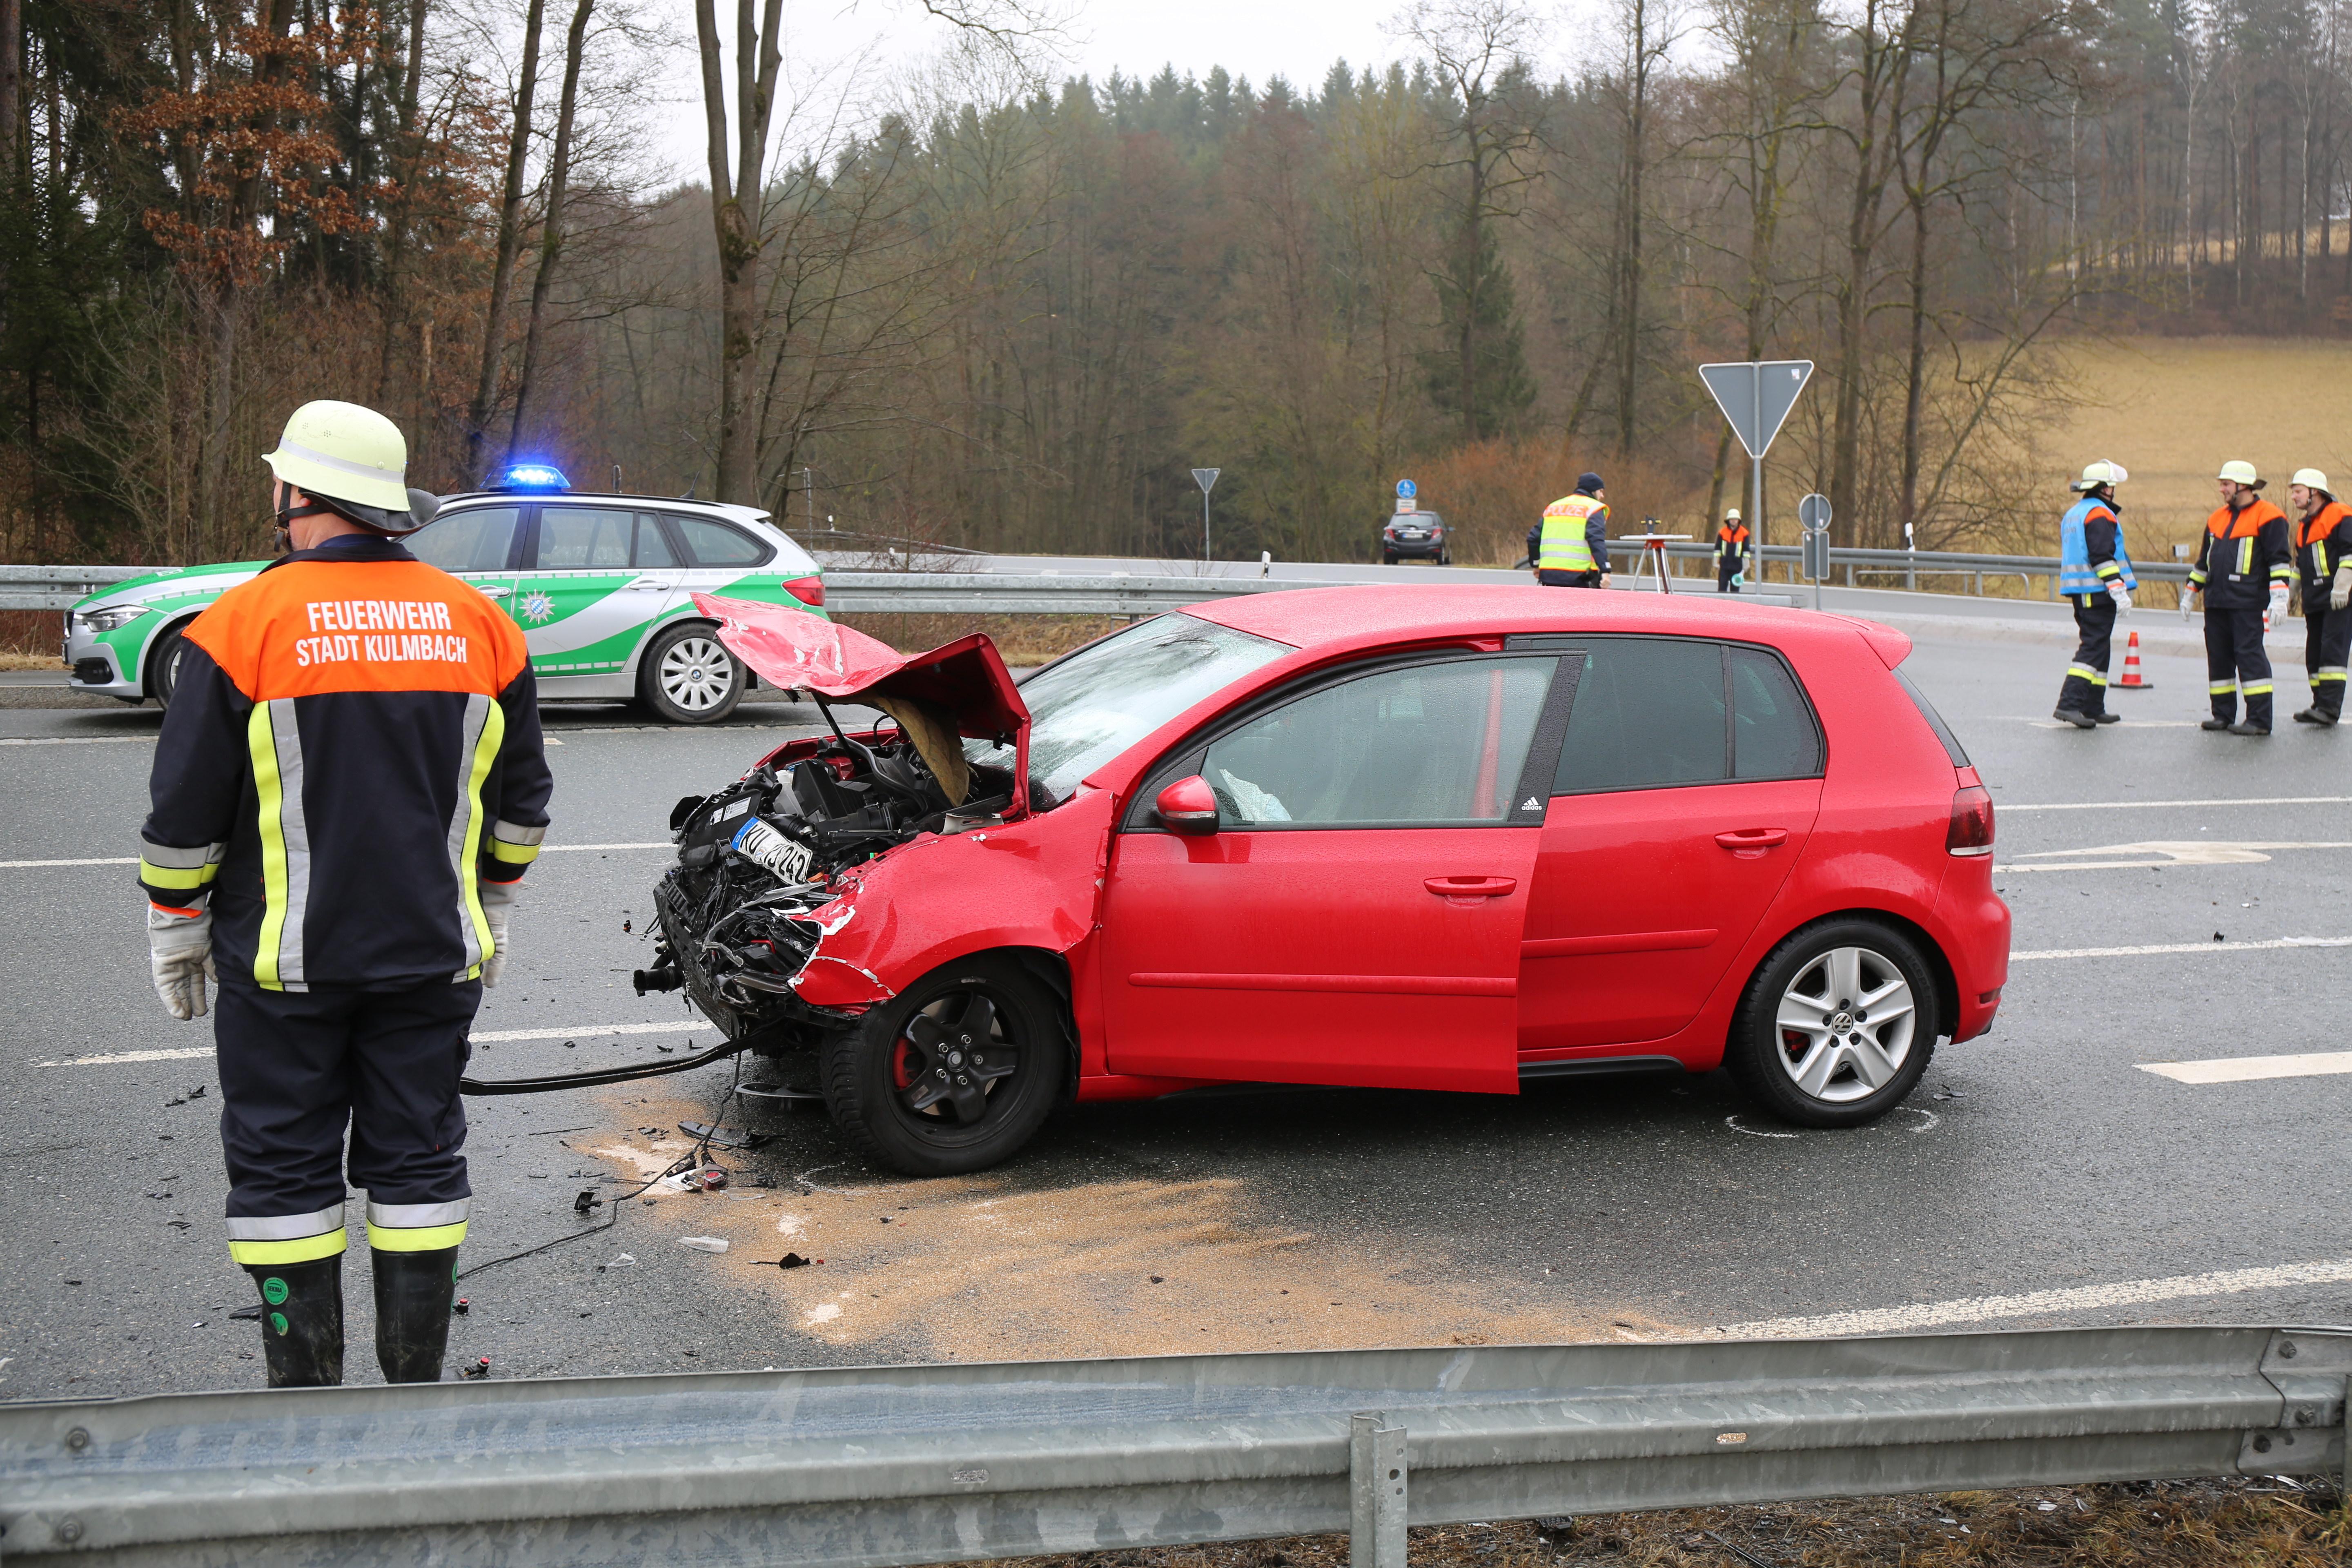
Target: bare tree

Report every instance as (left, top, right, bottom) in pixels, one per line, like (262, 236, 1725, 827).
(505, 0, 594, 462)
(466, 0, 547, 484)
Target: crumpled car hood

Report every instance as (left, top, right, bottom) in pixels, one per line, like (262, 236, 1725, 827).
(695, 592, 1033, 812)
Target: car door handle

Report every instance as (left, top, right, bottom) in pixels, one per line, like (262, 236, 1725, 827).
(1425, 876, 1517, 899)
(474, 584, 511, 599)
(624, 576, 669, 590)
(1715, 828, 1788, 852)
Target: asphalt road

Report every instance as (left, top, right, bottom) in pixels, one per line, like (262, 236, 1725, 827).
(4, 598, 2349, 1399)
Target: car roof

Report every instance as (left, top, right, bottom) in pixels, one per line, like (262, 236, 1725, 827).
(440, 490, 774, 526)
(1183, 584, 1909, 666)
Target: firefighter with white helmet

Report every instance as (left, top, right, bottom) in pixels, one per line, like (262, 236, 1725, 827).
(138, 399, 553, 1386)
(2185, 459, 2294, 735)
(2051, 460, 2136, 728)
(2289, 467, 2352, 726)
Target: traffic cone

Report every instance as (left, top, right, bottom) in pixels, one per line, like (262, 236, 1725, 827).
(2116, 630, 2152, 689)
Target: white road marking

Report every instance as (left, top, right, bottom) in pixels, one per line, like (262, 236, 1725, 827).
(2002, 796, 2352, 812)
(471, 1021, 701, 1043)
(0, 735, 156, 746)
(2138, 1051, 2352, 1085)
(0, 841, 670, 869)
(35, 1019, 704, 1067)
(2015, 935, 2352, 960)
(2020, 719, 2203, 729)
(1710, 1256, 2352, 1339)
(33, 1047, 216, 1067)
(1997, 840, 2352, 872)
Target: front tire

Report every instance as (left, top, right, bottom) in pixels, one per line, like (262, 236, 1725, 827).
(637, 621, 744, 724)
(147, 624, 189, 710)
(822, 957, 1068, 1175)
(1726, 918, 1938, 1127)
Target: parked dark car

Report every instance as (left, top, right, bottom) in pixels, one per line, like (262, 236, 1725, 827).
(1381, 511, 1449, 565)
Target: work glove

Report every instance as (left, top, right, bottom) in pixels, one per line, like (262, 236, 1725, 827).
(2107, 582, 2133, 615)
(147, 906, 214, 1021)
(1599, 573, 1613, 589)
(478, 880, 517, 987)
(2332, 562, 2352, 611)
(2268, 585, 2290, 631)
(2180, 587, 2198, 620)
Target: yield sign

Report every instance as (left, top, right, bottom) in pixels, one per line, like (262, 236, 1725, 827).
(1699, 361, 1814, 459)
(1192, 468, 1221, 494)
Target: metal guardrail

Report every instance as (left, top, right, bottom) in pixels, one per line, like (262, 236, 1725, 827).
(2, 1326, 2345, 1564)
(8, 550, 2185, 616)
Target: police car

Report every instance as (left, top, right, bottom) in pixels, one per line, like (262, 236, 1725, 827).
(61, 465, 828, 724)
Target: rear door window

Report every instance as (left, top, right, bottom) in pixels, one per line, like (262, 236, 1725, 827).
(1555, 639, 1727, 793)
(407, 506, 521, 573)
(534, 506, 635, 568)
(633, 514, 682, 568)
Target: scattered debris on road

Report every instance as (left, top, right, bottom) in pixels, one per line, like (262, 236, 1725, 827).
(679, 1120, 767, 1149)
(679, 1236, 729, 1254)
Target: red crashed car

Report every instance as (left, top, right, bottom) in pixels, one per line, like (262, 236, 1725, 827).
(638, 586, 2010, 1174)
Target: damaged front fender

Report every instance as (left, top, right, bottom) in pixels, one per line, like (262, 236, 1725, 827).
(788, 788, 1112, 1007)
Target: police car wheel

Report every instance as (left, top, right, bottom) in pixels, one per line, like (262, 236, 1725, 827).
(148, 625, 189, 710)
(639, 622, 744, 724)
(822, 957, 1067, 1176)
(1726, 918, 1937, 1128)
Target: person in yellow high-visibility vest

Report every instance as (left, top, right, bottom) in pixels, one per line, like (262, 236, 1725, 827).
(1529, 472, 1611, 588)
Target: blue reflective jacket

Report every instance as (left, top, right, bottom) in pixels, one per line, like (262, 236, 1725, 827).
(2059, 498, 2136, 595)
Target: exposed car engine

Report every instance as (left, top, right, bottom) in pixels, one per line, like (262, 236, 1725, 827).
(636, 710, 1017, 1044)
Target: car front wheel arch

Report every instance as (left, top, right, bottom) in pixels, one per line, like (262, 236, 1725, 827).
(145, 617, 200, 708)
(820, 949, 1075, 1176)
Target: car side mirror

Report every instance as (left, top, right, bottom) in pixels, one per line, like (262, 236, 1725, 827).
(1155, 775, 1220, 835)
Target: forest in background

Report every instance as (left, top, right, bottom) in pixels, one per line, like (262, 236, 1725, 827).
(4, 0, 2352, 573)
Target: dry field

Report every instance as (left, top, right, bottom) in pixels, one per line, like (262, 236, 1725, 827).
(2020, 337, 2352, 565)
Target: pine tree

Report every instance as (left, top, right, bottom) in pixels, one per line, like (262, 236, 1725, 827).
(1422, 221, 1536, 439)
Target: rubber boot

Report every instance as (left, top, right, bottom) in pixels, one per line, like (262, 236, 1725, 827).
(372, 1246, 459, 1383)
(244, 1258, 344, 1388)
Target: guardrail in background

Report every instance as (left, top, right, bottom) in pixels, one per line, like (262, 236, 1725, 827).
(2, 1326, 2345, 1566)
(6, 550, 2183, 615)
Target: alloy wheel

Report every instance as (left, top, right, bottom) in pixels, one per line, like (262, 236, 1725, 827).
(1773, 945, 1917, 1105)
(891, 988, 1020, 1126)
(658, 635, 732, 713)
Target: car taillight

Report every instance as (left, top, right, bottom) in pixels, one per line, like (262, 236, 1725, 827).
(1947, 785, 1994, 856)
(784, 577, 824, 607)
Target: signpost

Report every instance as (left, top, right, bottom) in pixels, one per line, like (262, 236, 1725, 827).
(1797, 491, 1833, 611)
(1192, 468, 1221, 561)
(1699, 360, 1814, 588)
(1395, 478, 1417, 515)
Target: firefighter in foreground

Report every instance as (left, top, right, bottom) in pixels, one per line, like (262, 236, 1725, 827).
(138, 399, 552, 1386)
(2290, 467, 2352, 726)
(1530, 472, 1611, 587)
(2052, 460, 2136, 728)
(2185, 459, 2293, 735)
(1714, 507, 1749, 592)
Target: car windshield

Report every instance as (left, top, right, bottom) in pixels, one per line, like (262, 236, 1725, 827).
(964, 613, 1292, 797)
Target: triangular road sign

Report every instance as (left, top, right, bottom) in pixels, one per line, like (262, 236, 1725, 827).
(1699, 361, 1814, 459)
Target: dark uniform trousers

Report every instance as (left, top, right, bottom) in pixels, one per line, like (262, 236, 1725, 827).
(2305, 601, 2352, 719)
(216, 979, 477, 1230)
(2205, 610, 2274, 727)
(1716, 557, 1740, 592)
(1539, 569, 1604, 588)
(2059, 593, 2117, 717)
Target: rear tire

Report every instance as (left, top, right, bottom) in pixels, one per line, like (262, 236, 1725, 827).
(1725, 918, 1938, 1128)
(637, 621, 744, 724)
(822, 957, 1068, 1175)
(147, 624, 189, 710)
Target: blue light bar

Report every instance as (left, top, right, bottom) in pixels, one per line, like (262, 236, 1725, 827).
(494, 463, 570, 492)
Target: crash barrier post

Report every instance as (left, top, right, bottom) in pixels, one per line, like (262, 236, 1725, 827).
(11, 551, 2193, 615)
(2, 1325, 2345, 1566)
